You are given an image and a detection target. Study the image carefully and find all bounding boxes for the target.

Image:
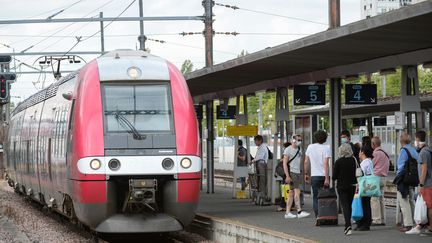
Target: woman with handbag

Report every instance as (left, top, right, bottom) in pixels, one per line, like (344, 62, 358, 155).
(356, 146, 374, 231)
(333, 143, 358, 235)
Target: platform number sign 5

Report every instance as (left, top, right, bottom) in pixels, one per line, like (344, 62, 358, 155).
(293, 85, 325, 105)
(345, 84, 377, 105)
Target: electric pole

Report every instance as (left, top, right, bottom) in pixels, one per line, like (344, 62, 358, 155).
(203, 0, 215, 193)
(203, 0, 214, 67)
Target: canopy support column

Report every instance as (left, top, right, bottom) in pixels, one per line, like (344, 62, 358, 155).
(206, 101, 214, 193)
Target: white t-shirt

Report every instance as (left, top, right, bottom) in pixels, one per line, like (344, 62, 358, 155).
(305, 143, 331, 177)
(283, 146, 302, 174)
(360, 158, 374, 176)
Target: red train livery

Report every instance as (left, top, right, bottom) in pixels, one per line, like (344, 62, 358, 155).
(5, 50, 201, 233)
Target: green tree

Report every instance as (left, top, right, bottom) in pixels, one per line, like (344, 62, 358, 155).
(181, 59, 194, 74)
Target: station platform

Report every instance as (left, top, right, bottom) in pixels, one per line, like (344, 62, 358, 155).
(194, 185, 431, 243)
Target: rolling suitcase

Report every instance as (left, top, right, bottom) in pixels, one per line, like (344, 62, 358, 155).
(316, 187, 338, 226)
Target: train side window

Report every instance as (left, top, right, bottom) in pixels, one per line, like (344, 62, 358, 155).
(26, 141, 30, 173)
(13, 141, 16, 170)
(48, 138, 52, 181)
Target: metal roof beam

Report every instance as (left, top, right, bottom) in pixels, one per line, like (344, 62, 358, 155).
(0, 51, 103, 56)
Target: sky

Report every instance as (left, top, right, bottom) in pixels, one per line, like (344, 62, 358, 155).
(0, 0, 361, 103)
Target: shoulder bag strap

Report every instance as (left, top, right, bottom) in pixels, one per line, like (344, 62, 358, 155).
(378, 149, 390, 159)
(288, 148, 300, 164)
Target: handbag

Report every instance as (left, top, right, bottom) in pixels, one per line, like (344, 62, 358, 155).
(351, 194, 363, 221)
(358, 160, 381, 197)
(248, 162, 256, 174)
(275, 148, 300, 177)
(414, 194, 428, 225)
(354, 157, 363, 178)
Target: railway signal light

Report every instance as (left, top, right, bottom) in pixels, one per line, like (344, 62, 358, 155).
(0, 75, 8, 100)
(0, 74, 15, 103)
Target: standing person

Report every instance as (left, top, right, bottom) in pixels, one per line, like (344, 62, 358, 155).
(393, 132, 418, 232)
(406, 130, 432, 234)
(341, 130, 359, 161)
(284, 135, 310, 219)
(304, 130, 331, 219)
(237, 139, 250, 191)
(252, 135, 269, 199)
(355, 146, 374, 231)
(333, 143, 357, 235)
(371, 136, 390, 226)
(277, 141, 291, 212)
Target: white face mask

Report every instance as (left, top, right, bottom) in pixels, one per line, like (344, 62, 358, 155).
(415, 141, 425, 148)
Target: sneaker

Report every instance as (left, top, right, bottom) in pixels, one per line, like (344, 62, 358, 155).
(284, 212, 297, 219)
(405, 227, 421, 235)
(346, 228, 353, 236)
(297, 211, 310, 218)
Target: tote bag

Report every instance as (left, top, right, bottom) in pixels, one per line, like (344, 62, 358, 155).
(414, 194, 428, 225)
(351, 194, 363, 221)
(358, 160, 381, 197)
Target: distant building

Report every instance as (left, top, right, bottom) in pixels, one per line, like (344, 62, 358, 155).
(360, 0, 426, 19)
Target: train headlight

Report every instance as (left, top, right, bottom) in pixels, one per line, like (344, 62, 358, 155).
(180, 158, 192, 169)
(127, 66, 142, 79)
(90, 159, 102, 170)
(162, 158, 174, 170)
(108, 159, 121, 171)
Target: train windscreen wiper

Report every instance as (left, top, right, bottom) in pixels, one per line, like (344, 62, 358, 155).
(114, 111, 146, 140)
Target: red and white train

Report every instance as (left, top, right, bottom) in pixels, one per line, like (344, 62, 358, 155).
(5, 50, 201, 233)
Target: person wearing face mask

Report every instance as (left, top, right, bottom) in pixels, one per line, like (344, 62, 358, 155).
(341, 130, 359, 162)
(283, 135, 310, 219)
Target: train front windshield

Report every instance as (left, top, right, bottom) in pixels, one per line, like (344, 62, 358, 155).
(102, 84, 173, 134)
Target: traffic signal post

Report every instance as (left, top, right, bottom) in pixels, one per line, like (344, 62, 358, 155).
(0, 55, 15, 179)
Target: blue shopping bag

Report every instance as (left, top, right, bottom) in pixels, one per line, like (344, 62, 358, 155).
(351, 194, 363, 221)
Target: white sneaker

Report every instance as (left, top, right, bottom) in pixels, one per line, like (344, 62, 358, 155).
(284, 212, 297, 219)
(405, 227, 421, 235)
(297, 211, 310, 218)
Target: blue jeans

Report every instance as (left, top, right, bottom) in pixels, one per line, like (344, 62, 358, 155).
(311, 176, 325, 217)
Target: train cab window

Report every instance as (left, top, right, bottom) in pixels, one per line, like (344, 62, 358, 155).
(103, 84, 173, 133)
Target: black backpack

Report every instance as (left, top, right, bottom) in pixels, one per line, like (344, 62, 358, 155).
(267, 147, 273, 160)
(402, 147, 419, 187)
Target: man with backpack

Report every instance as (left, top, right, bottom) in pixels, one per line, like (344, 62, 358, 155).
(394, 132, 419, 232)
(252, 135, 269, 200)
(371, 136, 390, 226)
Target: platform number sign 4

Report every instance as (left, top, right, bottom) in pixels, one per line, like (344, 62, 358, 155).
(293, 85, 325, 105)
(345, 84, 377, 105)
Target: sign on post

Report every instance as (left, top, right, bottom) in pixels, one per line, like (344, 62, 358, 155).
(227, 125, 258, 137)
(216, 105, 236, 119)
(345, 84, 377, 105)
(293, 85, 326, 105)
(395, 111, 405, 130)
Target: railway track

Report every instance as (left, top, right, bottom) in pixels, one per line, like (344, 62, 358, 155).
(0, 181, 208, 243)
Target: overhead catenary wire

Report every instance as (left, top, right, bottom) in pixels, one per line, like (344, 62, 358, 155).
(0, 0, 87, 29)
(48, 0, 137, 77)
(214, 2, 327, 26)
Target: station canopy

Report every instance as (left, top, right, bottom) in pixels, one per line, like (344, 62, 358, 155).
(185, 1, 432, 103)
